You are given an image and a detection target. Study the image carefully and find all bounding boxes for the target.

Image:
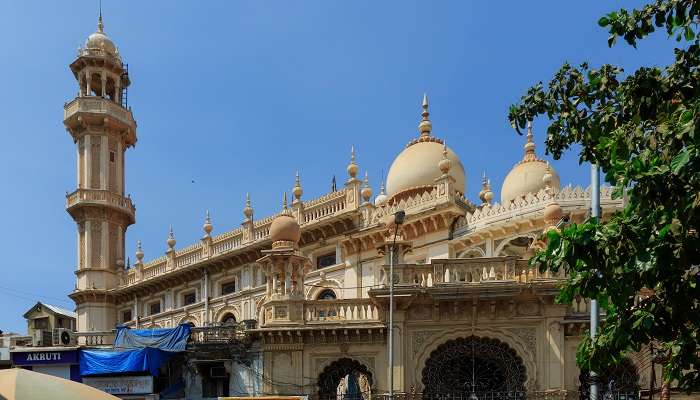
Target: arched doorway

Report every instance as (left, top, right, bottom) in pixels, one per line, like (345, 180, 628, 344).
(422, 336, 526, 398)
(579, 358, 640, 400)
(317, 358, 372, 400)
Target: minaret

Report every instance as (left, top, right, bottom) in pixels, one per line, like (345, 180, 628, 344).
(65, 14, 137, 333)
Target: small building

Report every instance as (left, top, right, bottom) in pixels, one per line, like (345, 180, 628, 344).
(10, 302, 80, 381)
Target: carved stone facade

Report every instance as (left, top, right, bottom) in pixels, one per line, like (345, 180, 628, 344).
(61, 17, 653, 400)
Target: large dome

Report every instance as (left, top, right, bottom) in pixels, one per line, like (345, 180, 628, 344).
(385, 94, 466, 199)
(501, 123, 560, 204)
(386, 140, 466, 197)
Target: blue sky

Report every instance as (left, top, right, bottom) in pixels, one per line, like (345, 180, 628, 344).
(0, 1, 672, 333)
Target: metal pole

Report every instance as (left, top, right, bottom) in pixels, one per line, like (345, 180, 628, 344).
(389, 238, 395, 400)
(590, 163, 600, 400)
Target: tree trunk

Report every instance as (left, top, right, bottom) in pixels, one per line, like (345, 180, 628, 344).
(660, 380, 670, 400)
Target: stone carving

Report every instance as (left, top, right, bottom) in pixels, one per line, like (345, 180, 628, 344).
(412, 330, 439, 356)
(506, 327, 537, 353)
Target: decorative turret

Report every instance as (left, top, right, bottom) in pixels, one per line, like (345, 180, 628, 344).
(66, 13, 137, 332)
(269, 193, 301, 249)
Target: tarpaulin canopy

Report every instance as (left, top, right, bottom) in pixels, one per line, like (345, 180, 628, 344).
(114, 323, 191, 352)
(80, 348, 174, 377)
(79, 324, 191, 377)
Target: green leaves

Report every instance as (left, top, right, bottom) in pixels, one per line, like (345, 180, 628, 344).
(508, 0, 700, 391)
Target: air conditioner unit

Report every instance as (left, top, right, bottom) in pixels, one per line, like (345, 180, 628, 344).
(210, 366, 227, 378)
(52, 329, 76, 346)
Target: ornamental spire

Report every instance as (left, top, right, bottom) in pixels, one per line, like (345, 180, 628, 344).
(243, 193, 253, 220)
(346, 145, 358, 180)
(293, 171, 303, 201)
(523, 121, 537, 162)
(479, 171, 494, 205)
(97, 2, 104, 33)
(418, 93, 432, 137)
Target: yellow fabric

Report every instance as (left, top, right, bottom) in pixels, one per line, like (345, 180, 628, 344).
(0, 368, 120, 400)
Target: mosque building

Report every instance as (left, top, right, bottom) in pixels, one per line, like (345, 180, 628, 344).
(59, 15, 654, 400)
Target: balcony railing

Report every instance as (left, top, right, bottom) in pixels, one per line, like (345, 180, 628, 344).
(66, 189, 135, 219)
(64, 97, 135, 127)
(379, 258, 547, 288)
(304, 299, 380, 323)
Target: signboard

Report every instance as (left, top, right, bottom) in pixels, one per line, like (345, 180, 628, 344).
(11, 350, 78, 366)
(83, 376, 154, 395)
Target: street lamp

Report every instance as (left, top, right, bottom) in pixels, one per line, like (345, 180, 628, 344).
(389, 210, 405, 400)
(590, 163, 600, 400)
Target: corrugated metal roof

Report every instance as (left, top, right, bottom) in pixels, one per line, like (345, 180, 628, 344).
(42, 303, 77, 319)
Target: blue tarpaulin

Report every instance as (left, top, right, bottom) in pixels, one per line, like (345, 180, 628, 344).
(114, 324, 191, 352)
(79, 324, 191, 377)
(80, 347, 174, 376)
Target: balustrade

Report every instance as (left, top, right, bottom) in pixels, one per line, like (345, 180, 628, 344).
(304, 299, 380, 323)
(64, 97, 134, 126)
(66, 188, 135, 217)
(75, 331, 114, 346)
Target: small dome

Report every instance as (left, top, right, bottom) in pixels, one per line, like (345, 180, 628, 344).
(270, 214, 301, 243)
(269, 193, 300, 244)
(501, 123, 560, 204)
(84, 15, 118, 57)
(543, 202, 564, 225)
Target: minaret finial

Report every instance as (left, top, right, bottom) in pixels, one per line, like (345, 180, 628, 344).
(347, 145, 358, 180)
(438, 141, 451, 175)
(361, 171, 373, 203)
(523, 121, 537, 161)
(479, 172, 494, 205)
(293, 171, 303, 201)
(167, 225, 176, 250)
(283, 192, 288, 210)
(203, 210, 213, 236)
(243, 193, 253, 220)
(97, 0, 104, 33)
(419, 93, 432, 137)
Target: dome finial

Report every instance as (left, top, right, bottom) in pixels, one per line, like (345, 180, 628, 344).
(282, 192, 289, 211)
(97, 0, 104, 33)
(438, 141, 451, 174)
(167, 225, 176, 250)
(203, 210, 213, 236)
(361, 171, 373, 203)
(293, 171, 303, 201)
(243, 193, 253, 219)
(347, 145, 358, 180)
(419, 93, 432, 137)
(523, 121, 537, 161)
(479, 171, 494, 205)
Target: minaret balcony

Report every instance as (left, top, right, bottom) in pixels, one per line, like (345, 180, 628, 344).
(66, 188, 135, 224)
(64, 97, 137, 145)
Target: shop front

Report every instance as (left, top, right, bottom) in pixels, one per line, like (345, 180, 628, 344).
(82, 375, 156, 400)
(10, 347, 80, 381)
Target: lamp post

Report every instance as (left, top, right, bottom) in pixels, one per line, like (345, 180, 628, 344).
(590, 164, 600, 400)
(389, 210, 405, 400)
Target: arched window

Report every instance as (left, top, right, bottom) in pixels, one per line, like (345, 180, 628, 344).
(221, 313, 236, 325)
(318, 289, 337, 300)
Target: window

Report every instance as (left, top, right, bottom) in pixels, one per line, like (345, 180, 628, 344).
(149, 302, 161, 315)
(122, 310, 132, 323)
(57, 318, 64, 328)
(33, 318, 49, 330)
(316, 252, 336, 269)
(221, 281, 236, 296)
(221, 313, 236, 325)
(183, 292, 197, 306)
(109, 151, 115, 162)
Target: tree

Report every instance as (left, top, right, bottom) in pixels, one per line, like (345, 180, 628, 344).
(508, 0, 700, 392)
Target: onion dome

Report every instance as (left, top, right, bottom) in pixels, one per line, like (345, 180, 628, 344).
(203, 210, 213, 236)
(385, 95, 466, 201)
(84, 13, 118, 58)
(374, 181, 388, 207)
(243, 193, 254, 220)
(501, 122, 560, 204)
(269, 193, 301, 245)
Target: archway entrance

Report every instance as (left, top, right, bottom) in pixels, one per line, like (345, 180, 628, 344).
(422, 336, 526, 398)
(317, 358, 372, 400)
